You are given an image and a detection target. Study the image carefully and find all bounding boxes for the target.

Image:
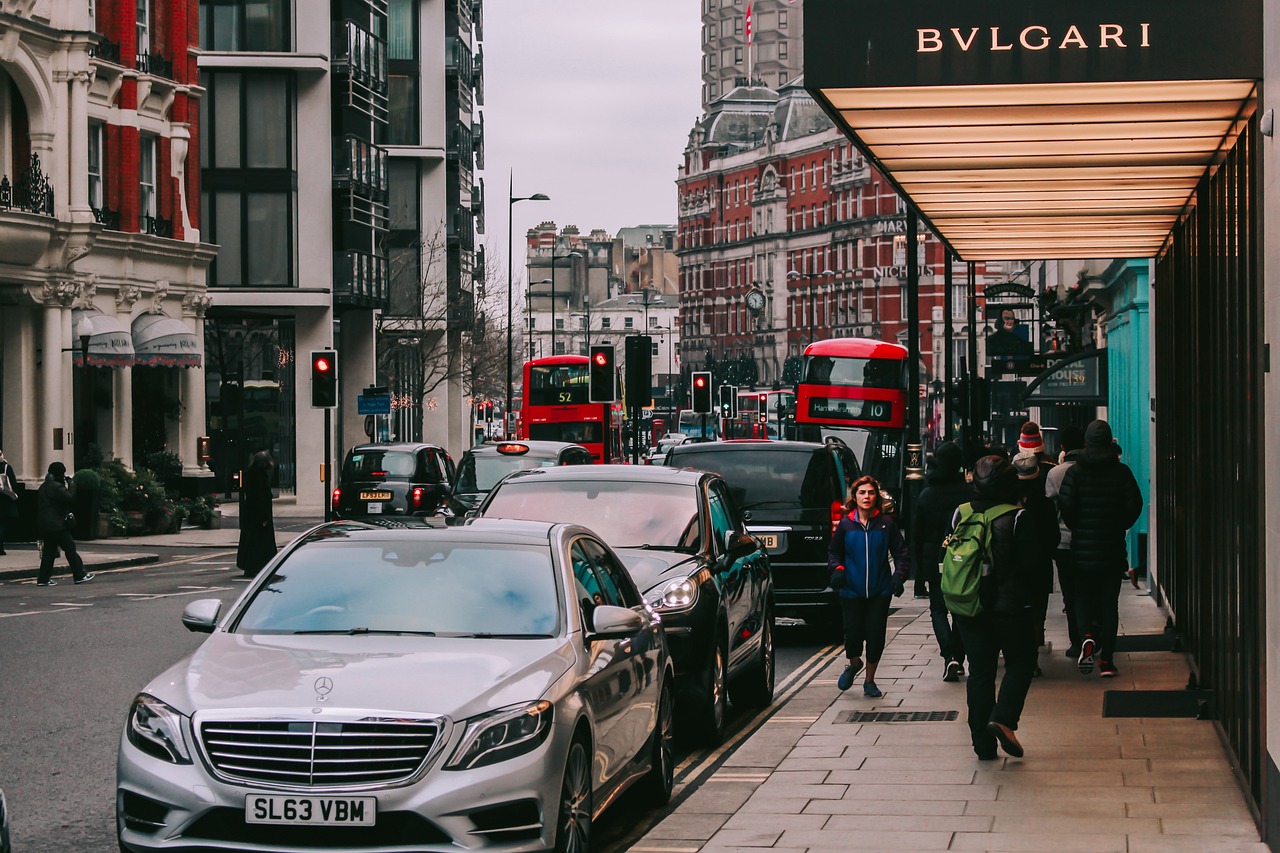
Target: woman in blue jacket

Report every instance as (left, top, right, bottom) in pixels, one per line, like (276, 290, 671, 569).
(829, 475, 911, 697)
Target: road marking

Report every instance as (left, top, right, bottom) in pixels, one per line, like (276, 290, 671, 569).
(50, 602, 94, 607)
(116, 586, 233, 601)
(0, 607, 83, 618)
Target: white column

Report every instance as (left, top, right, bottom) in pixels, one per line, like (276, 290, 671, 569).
(180, 314, 210, 477)
(114, 365, 133, 468)
(41, 300, 65, 469)
(67, 71, 93, 223)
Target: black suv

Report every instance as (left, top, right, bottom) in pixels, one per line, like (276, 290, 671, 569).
(667, 439, 859, 630)
(333, 443, 455, 519)
(444, 440, 593, 516)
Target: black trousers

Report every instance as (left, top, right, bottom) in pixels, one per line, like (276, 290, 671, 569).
(1054, 548, 1082, 652)
(1075, 569, 1123, 663)
(839, 595, 892, 664)
(37, 530, 85, 583)
(925, 559, 965, 663)
(954, 609, 1038, 752)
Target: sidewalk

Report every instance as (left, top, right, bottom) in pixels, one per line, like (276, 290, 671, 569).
(635, 584, 1267, 852)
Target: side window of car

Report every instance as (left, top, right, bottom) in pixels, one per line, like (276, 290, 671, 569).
(707, 483, 735, 554)
(580, 539, 642, 608)
(571, 541, 610, 625)
(441, 452, 456, 484)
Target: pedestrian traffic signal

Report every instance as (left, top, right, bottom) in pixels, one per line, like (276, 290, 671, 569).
(691, 371, 712, 413)
(589, 345, 616, 403)
(311, 350, 338, 408)
(484, 402, 494, 423)
(718, 384, 736, 418)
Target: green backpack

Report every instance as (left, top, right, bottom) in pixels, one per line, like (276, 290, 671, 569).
(940, 502, 1019, 617)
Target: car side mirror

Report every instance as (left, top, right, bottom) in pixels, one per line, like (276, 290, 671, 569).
(181, 599, 222, 634)
(464, 508, 481, 520)
(725, 530, 757, 560)
(587, 604, 644, 640)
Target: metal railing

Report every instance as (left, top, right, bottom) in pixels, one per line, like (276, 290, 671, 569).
(334, 250, 389, 308)
(89, 35, 121, 64)
(135, 52, 173, 79)
(141, 214, 173, 238)
(0, 154, 55, 216)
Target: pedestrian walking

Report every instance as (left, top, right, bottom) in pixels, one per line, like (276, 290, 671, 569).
(948, 456, 1041, 759)
(236, 450, 278, 578)
(1044, 425, 1085, 658)
(1057, 419, 1144, 677)
(911, 441, 974, 682)
(35, 461, 92, 586)
(0, 450, 18, 555)
(1016, 421, 1057, 470)
(1012, 450, 1061, 676)
(829, 475, 910, 699)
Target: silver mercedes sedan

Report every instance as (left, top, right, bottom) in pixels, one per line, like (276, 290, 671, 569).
(117, 518, 673, 853)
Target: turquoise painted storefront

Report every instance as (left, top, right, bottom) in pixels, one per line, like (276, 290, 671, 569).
(1101, 259, 1150, 572)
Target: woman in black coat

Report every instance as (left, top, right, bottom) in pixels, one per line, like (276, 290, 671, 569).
(237, 451, 277, 577)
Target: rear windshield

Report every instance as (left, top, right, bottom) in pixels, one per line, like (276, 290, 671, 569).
(673, 448, 838, 511)
(456, 453, 563, 494)
(343, 450, 419, 482)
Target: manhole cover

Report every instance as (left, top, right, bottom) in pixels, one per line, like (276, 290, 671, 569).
(839, 710, 959, 723)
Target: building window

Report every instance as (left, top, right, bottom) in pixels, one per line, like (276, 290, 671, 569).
(137, 0, 150, 54)
(87, 122, 104, 212)
(139, 135, 157, 229)
(734, 46, 742, 64)
(649, 316, 659, 327)
(651, 341, 659, 357)
(578, 316, 587, 330)
(602, 317, 611, 329)
(199, 0, 290, 52)
(384, 0, 419, 145)
(779, 40, 788, 59)
(555, 318, 565, 330)
(780, 10, 788, 28)
(553, 341, 565, 355)
(625, 317, 634, 329)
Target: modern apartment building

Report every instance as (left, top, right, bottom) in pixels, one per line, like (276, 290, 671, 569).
(702, 0, 803, 109)
(197, 0, 482, 504)
(0, 0, 214, 490)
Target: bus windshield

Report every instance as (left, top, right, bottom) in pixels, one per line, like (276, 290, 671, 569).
(803, 356, 906, 389)
(527, 364, 590, 406)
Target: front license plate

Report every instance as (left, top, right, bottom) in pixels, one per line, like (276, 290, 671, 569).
(245, 794, 376, 826)
(367, 502, 383, 514)
(360, 491, 393, 501)
(757, 534, 778, 549)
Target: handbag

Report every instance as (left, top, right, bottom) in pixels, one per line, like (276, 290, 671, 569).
(0, 464, 15, 502)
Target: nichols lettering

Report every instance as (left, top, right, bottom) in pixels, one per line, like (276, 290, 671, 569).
(917, 23, 1151, 53)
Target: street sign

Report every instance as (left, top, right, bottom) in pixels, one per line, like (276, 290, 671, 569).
(357, 394, 391, 415)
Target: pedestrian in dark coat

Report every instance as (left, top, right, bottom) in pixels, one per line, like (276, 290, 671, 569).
(1012, 450, 1061, 672)
(36, 461, 91, 586)
(0, 451, 18, 555)
(1045, 426, 1085, 657)
(1056, 419, 1144, 678)
(237, 451, 277, 577)
(949, 455, 1042, 760)
(829, 475, 910, 699)
(911, 441, 974, 681)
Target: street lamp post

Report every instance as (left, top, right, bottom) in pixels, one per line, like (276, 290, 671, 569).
(549, 250, 581, 355)
(786, 268, 834, 346)
(506, 179, 549, 421)
(627, 287, 665, 332)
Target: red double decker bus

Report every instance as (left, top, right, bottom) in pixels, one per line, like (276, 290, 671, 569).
(794, 338, 910, 498)
(520, 355, 624, 463)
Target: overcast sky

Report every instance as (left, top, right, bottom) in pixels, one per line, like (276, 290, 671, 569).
(483, 0, 702, 293)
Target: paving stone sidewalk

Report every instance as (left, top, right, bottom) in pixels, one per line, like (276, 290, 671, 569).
(632, 584, 1267, 853)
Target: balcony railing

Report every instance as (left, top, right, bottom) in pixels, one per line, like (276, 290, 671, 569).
(334, 135, 389, 199)
(332, 20, 388, 124)
(92, 205, 121, 229)
(89, 35, 121, 65)
(0, 154, 55, 216)
(141, 213, 173, 238)
(334, 250, 389, 309)
(135, 52, 174, 79)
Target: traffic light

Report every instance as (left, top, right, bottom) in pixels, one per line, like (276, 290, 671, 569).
(624, 335, 652, 410)
(589, 345, 616, 403)
(718, 384, 736, 418)
(311, 350, 338, 408)
(691, 371, 712, 413)
(484, 402, 494, 423)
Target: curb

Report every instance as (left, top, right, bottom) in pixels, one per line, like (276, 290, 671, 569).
(0, 553, 161, 582)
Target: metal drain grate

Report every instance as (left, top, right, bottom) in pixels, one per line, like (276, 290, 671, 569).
(839, 710, 959, 723)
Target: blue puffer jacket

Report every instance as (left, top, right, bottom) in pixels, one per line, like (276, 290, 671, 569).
(828, 509, 910, 599)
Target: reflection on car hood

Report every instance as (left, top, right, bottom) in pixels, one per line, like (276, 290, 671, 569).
(614, 548, 701, 594)
(150, 633, 575, 720)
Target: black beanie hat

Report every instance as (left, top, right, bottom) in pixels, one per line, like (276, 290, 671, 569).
(48, 461, 66, 478)
(934, 441, 962, 472)
(1084, 419, 1113, 448)
(973, 455, 1016, 498)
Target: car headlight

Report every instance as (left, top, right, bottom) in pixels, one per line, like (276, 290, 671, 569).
(648, 569, 710, 613)
(127, 694, 192, 764)
(444, 701, 554, 771)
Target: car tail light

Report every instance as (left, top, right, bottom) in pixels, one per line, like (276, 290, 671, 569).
(411, 486, 425, 508)
(332, 487, 341, 509)
(831, 499, 844, 534)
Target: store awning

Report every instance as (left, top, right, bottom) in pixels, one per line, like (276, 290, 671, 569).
(71, 309, 135, 368)
(805, 0, 1262, 261)
(131, 313, 202, 367)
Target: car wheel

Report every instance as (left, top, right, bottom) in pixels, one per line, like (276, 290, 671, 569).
(638, 678, 675, 806)
(554, 737, 592, 853)
(695, 639, 728, 745)
(731, 610, 775, 708)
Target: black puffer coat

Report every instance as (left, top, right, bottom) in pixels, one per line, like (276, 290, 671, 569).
(1056, 447, 1143, 574)
(912, 469, 974, 571)
(36, 474, 76, 535)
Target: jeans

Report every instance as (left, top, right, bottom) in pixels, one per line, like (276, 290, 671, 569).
(37, 530, 85, 583)
(954, 609, 1039, 753)
(1054, 548, 1082, 651)
(926, 560, 965, 663)
(839, 595, 892, 663)
(1075, 569, 1123, 662)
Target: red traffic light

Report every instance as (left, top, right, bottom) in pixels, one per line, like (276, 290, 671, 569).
(314, 356, 332, 373)
(593, 352, 609, 367)
(694, 376, 707, 388)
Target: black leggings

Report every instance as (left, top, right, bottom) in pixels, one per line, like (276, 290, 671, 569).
(840, 595, 893, 663)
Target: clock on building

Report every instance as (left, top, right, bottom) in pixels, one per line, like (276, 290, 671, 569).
(745, 289, 765, 313)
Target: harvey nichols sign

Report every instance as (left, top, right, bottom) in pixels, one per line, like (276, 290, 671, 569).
(804, 0, 1262, 89)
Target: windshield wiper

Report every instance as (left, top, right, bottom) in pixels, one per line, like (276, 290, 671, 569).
(742, 500, 797, 509)
(440, 632, 555, 639)
(293, 628, 437, 636)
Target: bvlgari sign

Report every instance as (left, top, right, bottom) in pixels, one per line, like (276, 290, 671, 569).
(805, 0, 1262, 88)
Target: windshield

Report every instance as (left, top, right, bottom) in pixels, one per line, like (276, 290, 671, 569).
(527, 364, 589, 406)
(815, 427, 903, 492)
(343, 450, 419, 482)
(529, 422, 601, 444)
(234, 542, 560, 637)
(456, 452, 563, 494)
(484, 479, 702, 551)
(674, 449, 836, 510)
(803, 355, 906, 389)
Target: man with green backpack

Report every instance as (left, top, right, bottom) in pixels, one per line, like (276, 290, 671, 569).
(940, 455, 1052, 760)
